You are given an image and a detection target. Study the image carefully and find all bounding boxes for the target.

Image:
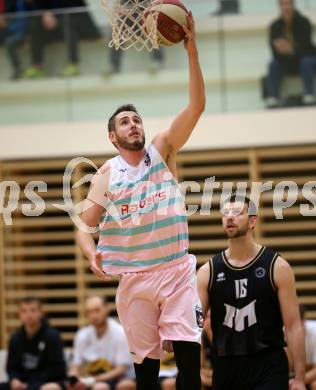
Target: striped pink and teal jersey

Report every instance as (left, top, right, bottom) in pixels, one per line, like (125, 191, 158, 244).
(97, 144, 189, 274)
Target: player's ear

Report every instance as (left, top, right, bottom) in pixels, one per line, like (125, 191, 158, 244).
(249, 215, 257, 230)
(108, 130, 116, 143)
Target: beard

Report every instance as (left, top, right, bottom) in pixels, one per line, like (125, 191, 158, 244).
(225, 224, 249, 239)
(116, 133, 145, 151)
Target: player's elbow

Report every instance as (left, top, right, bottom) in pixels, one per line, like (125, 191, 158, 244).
(193, 95, 206, 115)
(285, 317, 304, 341)
(75, 226, 94, 244)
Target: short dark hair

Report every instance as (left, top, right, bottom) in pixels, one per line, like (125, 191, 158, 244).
(222, 193, 258, 216)
(108, 104, 139, 133)
(279, 0, 295, 5)
(19, 296, 42, 307)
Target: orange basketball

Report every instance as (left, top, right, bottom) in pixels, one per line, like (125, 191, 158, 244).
(144, 0, 189, 46)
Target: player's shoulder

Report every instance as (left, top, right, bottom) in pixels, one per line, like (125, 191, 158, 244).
(198, 252, 223, 273)
(273, 255, 295, 288)
(97, 160, 112, 175)
(198, 261, 209, 273)
(211, 251, 224, 264)
(197, 260, 211, 284)
(90, 161, 112, 187)
(273, 255, 292, 272)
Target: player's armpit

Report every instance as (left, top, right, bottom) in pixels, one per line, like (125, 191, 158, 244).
(79, 164, 112, 229)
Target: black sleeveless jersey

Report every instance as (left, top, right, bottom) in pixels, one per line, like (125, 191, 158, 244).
(208, 246, 285, 357)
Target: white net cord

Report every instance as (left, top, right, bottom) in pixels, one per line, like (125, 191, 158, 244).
(101, 0, 162, 51)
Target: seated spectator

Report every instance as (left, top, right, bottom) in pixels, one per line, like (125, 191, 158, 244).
(1, 0, 29, 79)
(288, 306, 316, 389)
(104, 0, 164, 75)
(265, 0, 316, 108)
(18, 0, 58, 78)
(57, 0, 100, 76)
(107, 46, 164, 75)
(0, 296, 67, 390)
(23, 0, 99, 78)
(68, 296, 134, 390)
(303, 312, 316, 390)
(0, 0, 5, 44)
(158, 352, 176, 390)
(115, 352, 177, 390)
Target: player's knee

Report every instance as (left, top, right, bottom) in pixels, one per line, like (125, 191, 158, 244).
(115, 379, 136, 390)
(160, 377, 176, 390)
(39, 383, 62, 390)
(92, 382, 111, 390)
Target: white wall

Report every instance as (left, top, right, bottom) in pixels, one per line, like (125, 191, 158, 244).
(1, 107, 316, 160)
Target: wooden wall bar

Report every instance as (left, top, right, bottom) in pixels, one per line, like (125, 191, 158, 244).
(0, 144, 315, 347)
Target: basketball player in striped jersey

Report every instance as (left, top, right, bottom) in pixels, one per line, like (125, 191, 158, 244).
(197, 194, 306, 390)
(76, 12, 205, 390)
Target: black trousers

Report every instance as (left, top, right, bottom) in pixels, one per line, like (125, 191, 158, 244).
(212, 349, 289, 390)
(29, 13, 80, 66)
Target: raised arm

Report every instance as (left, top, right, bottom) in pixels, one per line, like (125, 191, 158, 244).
(153, 12, 205, 165)
(274, 257, 306, 390)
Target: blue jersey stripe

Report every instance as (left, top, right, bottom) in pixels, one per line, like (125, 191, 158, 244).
(100, 215, 187, 236)
(97, 233, 189, 253)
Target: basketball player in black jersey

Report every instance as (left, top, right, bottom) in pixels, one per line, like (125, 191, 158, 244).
(197, 194, 306, 390)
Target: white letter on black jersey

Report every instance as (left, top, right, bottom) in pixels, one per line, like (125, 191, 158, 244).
(223, 300, 257, 332)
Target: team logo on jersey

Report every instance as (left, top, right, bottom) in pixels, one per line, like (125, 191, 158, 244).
(144, 152, 151, 167)
(195, 305, 204, 329)
(217, 272, 226, 282)
(223, 300, 257, 332)
(121, 191, 167, 215)
(255, 267, 266, 278)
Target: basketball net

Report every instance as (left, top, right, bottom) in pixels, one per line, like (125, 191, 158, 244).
(100, 0, 162, 51)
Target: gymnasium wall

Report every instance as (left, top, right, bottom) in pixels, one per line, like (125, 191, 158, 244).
(1, 108, 316, 159)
